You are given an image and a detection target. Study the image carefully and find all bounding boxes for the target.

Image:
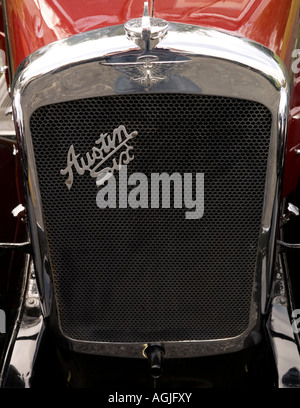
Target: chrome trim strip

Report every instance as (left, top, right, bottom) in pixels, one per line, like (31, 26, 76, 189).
(11, 22, 289, 358)
(266, 254, 300, 388)
(0, 253, 30, 387)
(0, 257, 45, 388)
(0, 242, 31, 250)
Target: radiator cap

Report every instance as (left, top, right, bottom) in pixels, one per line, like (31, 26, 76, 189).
(124, 1, 169, 51)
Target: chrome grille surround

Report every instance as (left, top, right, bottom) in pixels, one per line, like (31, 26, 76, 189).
(12, 22, 289, 358)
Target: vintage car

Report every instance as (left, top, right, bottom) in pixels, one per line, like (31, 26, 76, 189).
(0, 0, 300, 390)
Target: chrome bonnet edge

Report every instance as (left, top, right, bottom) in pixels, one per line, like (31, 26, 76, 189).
(11, 21, 289, 358)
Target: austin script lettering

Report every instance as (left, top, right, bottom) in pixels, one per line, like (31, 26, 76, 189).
(60, 125, 138, 190)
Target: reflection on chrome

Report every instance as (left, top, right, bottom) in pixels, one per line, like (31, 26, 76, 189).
(11, 15, 289, 358)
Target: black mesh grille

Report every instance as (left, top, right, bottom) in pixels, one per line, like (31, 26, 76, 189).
(29, 94, 272, 342)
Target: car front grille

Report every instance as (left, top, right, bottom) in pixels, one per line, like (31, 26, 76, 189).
(29, 93, 272, 343)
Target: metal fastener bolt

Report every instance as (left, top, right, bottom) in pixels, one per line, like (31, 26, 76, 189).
(26, 298, 39, 308)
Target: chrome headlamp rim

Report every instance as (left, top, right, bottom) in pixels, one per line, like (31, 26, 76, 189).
(11, 21, 289, 358)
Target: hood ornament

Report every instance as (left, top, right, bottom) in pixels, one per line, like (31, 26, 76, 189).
(124, 2, 169, 51)
(102, 3, 188, 88)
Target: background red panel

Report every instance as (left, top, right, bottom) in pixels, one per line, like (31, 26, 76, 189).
(153, 0, 300, 69)
(4, 0, 299, 74)
(4, 0, 148, 73)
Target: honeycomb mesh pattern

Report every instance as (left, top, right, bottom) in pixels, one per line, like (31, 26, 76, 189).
(29, 94, 272, 342)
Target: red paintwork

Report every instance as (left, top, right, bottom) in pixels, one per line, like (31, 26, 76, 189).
(1, 0, 300, 197)
(154, 0, 300, 69)
(4, 0, 149, 75)
(3, 0, 299, 74)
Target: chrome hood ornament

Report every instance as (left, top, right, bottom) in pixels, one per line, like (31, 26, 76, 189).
(124, 2, 169, 51)
(102, 2, 188, 88)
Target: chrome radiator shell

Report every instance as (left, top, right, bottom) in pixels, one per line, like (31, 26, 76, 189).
(12, 22, 289, 358)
